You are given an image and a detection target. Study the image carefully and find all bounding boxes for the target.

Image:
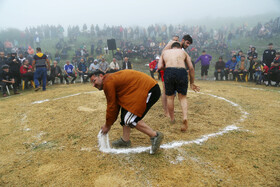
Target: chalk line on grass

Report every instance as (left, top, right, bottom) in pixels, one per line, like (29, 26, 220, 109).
(97, 92, 249, 154)
(31, 91, 97, 104)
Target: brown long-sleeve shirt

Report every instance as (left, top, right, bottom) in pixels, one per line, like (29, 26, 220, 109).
(103, 70, 157, 126)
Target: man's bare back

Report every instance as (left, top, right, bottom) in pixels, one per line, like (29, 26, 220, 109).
(160, 49, 189, 68)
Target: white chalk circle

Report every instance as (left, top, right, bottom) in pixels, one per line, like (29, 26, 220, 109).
(97, 92, 249, 154)
(31, 91, 249, 154)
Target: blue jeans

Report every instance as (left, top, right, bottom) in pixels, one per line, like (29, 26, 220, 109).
(34, 67, 47, 90)
(254, 71, 262, 83)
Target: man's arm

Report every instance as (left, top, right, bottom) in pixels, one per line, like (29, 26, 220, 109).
(157, 53, 165, 70)
(194, 56, 200, 64)
(185, 53, 200, 92)
(46, 58, 50, 70)
(162, 40, 174, 52)
(101, 81, 121, 134)
(32, 59, 36, 71)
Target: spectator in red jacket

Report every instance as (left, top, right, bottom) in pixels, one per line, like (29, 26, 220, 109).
(149, 56, 159, 79)
(20, 59, 33, 88)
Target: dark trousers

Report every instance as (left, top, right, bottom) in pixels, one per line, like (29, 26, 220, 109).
(11, 72, 21, 90)
(214, 70, 225, 80)
(268, 69, 280, 85)
(1, 82, 17, 94)
(225, 69, 235, 80)
(201, 65, 209, 76)
(22, 72, 34, 88)
(79, 72, 89, 82)
(64, 73, 77, 83)
(50, 74, 63, 84)
(234, 70, 248, 81)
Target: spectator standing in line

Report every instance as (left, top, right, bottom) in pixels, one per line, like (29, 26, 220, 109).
(247, 47, 258, 60)
(50, 60, 63, 84)
(109, 58, 120, 73)
(214, 56, 225, 80)
(122, 57, 132, 69)
(99, 57, 109, 73)
(248, 55, 255, 81)
(194, 50, 212, 80)
(149, 56, 159, 79)
(267, 52, 280, 87)
(89, 59, 100, 73)
(64, 60, 77, 84)
(263, 43, 276, 68)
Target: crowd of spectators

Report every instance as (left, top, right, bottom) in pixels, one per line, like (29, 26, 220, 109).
(1, 17, 280, 97)
(212, 43, 280, 87)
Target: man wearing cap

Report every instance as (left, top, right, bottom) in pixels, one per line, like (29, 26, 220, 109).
(89, 59, 100, 73)
(32, 47, 50, 91)
(1, 65, 20, 97)
(149, 57, 160, 79)
(263, 43, 276, 68)
(195, 50, 212, 80)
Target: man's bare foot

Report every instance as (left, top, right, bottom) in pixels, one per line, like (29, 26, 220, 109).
(164, 113, 170, 118)
(170, 119, 176, 124)
(181, 120, 188, 132)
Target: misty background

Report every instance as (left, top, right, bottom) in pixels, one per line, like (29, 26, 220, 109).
(0, 0, 279, 30)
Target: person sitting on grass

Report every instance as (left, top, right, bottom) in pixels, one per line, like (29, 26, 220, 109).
(1, 65, 20, 97)
(234, 55, 250, 81)
(64, 60, 77, 84)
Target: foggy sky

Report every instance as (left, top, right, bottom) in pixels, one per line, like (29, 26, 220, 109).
(0, 0, 279, 30)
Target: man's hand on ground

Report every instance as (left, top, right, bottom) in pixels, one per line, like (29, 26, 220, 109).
(101, 124, 111, 134)
(190, 83, 200, 92)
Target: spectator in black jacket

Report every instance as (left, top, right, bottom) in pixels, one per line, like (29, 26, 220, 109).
(0, 51, 7, 74)
(214, 56, 225, 80)
(263, 43, 276, 68)
(50, 61, 63, 84)
(1, 65, 20, 97)
(247, 47, 258, 60)
(7, 53, 21, 90)
(122, 57, 132, 69)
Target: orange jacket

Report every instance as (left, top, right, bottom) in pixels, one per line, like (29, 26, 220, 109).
(103, 70, 157, 126)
